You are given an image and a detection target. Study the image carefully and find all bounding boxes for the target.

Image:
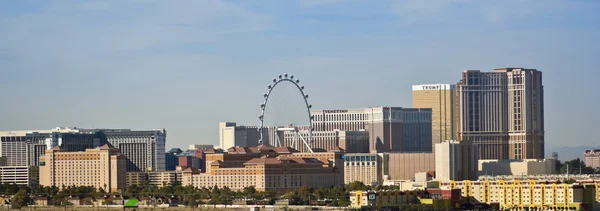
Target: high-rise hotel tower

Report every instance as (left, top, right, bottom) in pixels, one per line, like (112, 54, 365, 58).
(457, 68, 544, 160)
(412, 84, 457, 151)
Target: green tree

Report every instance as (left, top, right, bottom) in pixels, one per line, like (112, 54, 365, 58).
(242, 186, 257, 200)
(12, 189, 30, 209)
(313, 187, 329, 200)
(346, 181, 369, 191)
(219, 186, 234, 206)
(297, 186, 313, 204)
(560, 158, 596, 174)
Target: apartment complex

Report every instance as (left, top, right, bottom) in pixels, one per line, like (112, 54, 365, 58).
(343, 153, 382, 186)
(126, 167, 193, 187)
(441, 179, 598, 210)
(584, 150, 600, 169)
(478, 159, 556, 176)
(312, 107, 432, 153)
(457, 68, 544, 160)
(147, 171, 180, 187)
(182, 145, 341, 192)
(126, 172, 147, 186)
(412, 84, 457, 151)
(435, 140, 478, 181)
(39, 144, 127, 192)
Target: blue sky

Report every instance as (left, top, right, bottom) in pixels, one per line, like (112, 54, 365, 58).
(1, 0, 599, 153)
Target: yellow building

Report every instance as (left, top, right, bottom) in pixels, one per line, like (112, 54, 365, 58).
(349, 190, 419, 209)
(39, 144, 127, 192)
(441, 179, 599, 210)
(412, 84, 456, 151)
(349, 190, 459, 210)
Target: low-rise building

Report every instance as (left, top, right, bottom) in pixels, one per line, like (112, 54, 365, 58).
(39, 144, 127, 192)
(440, 178, 600, 210)
(148, 171, 179, 187)
(33, 197, 52, 206)
(396, 180, 440, 191)
(478, 159, 556, 176)
(182, 145, 341, 191)
(126, 172, 147, 186)
(349, 189, 461, 210)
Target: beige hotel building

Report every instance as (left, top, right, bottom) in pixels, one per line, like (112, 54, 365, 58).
(39, 144, 127, 192)
(458, 68, 544, 160)
(182, 145, 342, 192)
(412, 84, 457, 151)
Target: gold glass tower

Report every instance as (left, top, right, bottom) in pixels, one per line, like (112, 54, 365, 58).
(412, 84, 456, 151)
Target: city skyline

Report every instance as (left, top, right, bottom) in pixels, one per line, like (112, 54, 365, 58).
(1, 1, 599, 155)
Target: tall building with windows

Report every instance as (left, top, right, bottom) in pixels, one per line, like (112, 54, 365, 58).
(0, 127, 96, 166)
(103, 129, 167, 172)
(0, 128, 167, 172)
(458, 68, 544, 160)
(412, 84, 456, 151)
(311, 107, 432, 153)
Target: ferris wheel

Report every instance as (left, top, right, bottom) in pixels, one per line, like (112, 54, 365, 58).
(258, 74, 314, 153)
